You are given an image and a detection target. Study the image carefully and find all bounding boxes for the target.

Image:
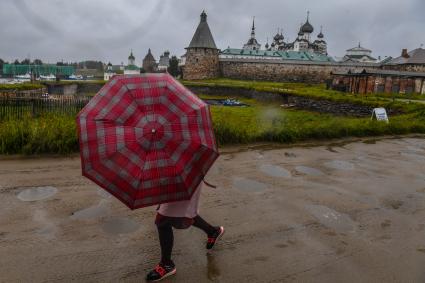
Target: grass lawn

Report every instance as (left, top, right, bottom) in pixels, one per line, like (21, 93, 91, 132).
(199, 95, 425, 145)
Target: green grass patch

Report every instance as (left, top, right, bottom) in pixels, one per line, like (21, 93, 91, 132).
(208, 97, 425, 145)
(0, 114, 78, 155)
(0, 83, 44, 91)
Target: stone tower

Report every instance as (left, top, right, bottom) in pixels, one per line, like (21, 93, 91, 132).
(143, 49, 157, 73)
(183, 11, 220, 80)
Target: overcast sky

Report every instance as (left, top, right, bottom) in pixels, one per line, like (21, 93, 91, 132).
(0, 0, 424, 64)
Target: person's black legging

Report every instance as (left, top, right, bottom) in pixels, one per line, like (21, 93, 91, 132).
(157, 215, 217, 265)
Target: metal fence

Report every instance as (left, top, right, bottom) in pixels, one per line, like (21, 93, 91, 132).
(0, 96, 91, 120)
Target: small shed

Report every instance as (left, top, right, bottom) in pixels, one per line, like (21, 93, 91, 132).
(331, 69, 425, 95)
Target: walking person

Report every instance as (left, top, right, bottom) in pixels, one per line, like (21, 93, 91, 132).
(146, 181, 225, 282)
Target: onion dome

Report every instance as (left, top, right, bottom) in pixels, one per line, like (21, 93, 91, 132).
(318, 26, 324, 39)
(273, 32, 280, 41)
(301, 11, 314, 33)
(271, 42, 276, 47)
(298, 28, 304, 36)
(265, 42, 269, 49)
(279, 32, 284, 41)
(128, 50, 135, 60)
(301, 21, 314, 33)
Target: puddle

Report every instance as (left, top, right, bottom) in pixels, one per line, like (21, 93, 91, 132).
(17, 186, 57, 202)
(295, 166, 324, 176)
(233, 178, 268, 192)
(260, 165, 291, 178)
(101, 217, 140, 235)
(406, 146, 424, 152)
(324, 160, 354, 171)
(71, 200, 110, 220)
(305, 205, 356, 233)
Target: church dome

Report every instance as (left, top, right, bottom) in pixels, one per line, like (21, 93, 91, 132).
(128, 50, 135, 60)
(298, 28, 304, 36)
(273, 33, 280, 41)
(301, 20, 314, 33)
(318, 31, 324, 38)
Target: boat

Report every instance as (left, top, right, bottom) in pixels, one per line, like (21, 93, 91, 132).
(68, 74, 84, 80)
(15, 73, 31, 82)
(39, 74, 56, 81)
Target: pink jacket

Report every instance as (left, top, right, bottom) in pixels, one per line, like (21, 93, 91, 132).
(157, 182, 203, 218)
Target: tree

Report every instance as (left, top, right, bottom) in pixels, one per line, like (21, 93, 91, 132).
(21, 59, 30, 65)
(33, 59, 43, 65)
(14, 59, 20, 65)
(167, 56, 180, 77)
(0, 59, 4, 75)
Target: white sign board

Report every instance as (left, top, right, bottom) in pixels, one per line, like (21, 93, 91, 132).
(371, 108, 389, 123)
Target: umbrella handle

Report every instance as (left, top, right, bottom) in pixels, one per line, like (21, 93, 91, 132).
(203, 179, 217, 189)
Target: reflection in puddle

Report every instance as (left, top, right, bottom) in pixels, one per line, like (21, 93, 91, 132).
(305, 205, 356, 233)
(295, 166, 324, 176)
(207, 253, 221, 281)
(324, 160, 354, 171)
(260, 165, 291, 178)
(17, 186, 57, 201)
(101, 217, 140, 235)
(71, 200, 110, 220)
(233, 178, 267, 192)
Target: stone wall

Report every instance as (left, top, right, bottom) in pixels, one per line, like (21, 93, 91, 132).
(183, 48, 220, 80)
(219, 59, 380, 83)
(187, 85, 399, 117)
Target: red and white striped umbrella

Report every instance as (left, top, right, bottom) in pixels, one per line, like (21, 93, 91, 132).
(77, 74, 219, 209)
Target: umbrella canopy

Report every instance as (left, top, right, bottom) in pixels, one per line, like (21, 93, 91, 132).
(77, 74, 219, 209)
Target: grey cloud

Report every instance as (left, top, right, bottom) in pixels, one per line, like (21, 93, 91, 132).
(0, 0, 424, 64)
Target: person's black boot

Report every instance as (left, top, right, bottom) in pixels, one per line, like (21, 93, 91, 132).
(207, 226, 225, 250)
(146, 262, 176, 282)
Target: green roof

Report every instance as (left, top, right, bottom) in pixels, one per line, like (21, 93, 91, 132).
(221, 48, 334, 62)
(125, 64, 140, 71)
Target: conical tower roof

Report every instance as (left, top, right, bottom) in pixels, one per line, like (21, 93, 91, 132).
(187, 11, 217, 49)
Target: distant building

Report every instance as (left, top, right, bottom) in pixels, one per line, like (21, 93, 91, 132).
(243, 18, 261, 51)
(342, 43, 377, 63)
(384, 48, 425, 72)
(158, 51, 171, 71)
(124, 50, 140, 75)
(104, 62, 116, 81)
(143, 49, 157, 73)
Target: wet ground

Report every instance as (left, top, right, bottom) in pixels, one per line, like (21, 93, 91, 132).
(1, 137, 425, 282)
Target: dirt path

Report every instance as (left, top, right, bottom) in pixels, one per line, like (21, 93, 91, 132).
(1, 137, 425, 282)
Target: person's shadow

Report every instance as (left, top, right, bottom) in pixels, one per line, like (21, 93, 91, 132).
(206, 253, 221, 281)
